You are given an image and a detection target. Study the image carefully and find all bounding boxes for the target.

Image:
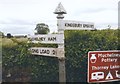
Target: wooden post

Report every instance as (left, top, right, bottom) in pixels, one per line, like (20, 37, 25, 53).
(57, 20, 66, 83)
(57, 19, 66, 83)
(58, 44, 66, 83)
(54, 3, 67, 83)
(58, 57, 66, 83)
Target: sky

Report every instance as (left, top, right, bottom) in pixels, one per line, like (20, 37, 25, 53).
(0, 0, 119, 35)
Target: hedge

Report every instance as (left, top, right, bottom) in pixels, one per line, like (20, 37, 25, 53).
(65, 29, 119, 82)
(2, 29, 119, 82)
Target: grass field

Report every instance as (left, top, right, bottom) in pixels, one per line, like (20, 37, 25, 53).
(1, 37, 28, 47)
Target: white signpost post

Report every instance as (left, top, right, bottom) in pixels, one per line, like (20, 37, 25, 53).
(54, 2, 66, 83)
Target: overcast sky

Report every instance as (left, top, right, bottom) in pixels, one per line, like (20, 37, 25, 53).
(0, 0, 119, 35)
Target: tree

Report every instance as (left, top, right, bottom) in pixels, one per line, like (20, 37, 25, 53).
(7, 33, 12, 38)
(35, 23, 50, 34)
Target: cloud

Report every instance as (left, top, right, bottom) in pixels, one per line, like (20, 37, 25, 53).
(0, 0, 119, 35)
(0, 19, 34, 25)
(0, 19, 57, 35)
(1, 24, 35, 35)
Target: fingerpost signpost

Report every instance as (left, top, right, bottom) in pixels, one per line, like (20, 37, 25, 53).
(54, 2, 66, 83)
(28, 2, 96, 83)
(28, 3, 67, 83)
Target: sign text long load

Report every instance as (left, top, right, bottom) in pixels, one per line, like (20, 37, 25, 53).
(28, 34, 64, 44)
(29, 47, 64, 57)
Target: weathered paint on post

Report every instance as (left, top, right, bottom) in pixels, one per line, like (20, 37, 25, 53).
(54, 2, 66, 83)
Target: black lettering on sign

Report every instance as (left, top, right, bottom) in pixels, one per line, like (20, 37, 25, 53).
(83, 24, 94, 28)
(31, 37, 37, 41)
(38, 37, 45, 41)
(83, 24, 87, 28)
(31, 49, 39, 53)
(78, 24, 82, 27)
(34, 37, 39, 41)
(46, 50, 50, 54)
(91, 25, 94, 28)
(65, 23, 82, 28)
(68, 23, 72, 27)
(40, 49, 50, 54)
(65, 23, 67, 27)
(52, 50, 56, 55)
(65, 23, 70, 27)
(48, 37, 56, 41)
